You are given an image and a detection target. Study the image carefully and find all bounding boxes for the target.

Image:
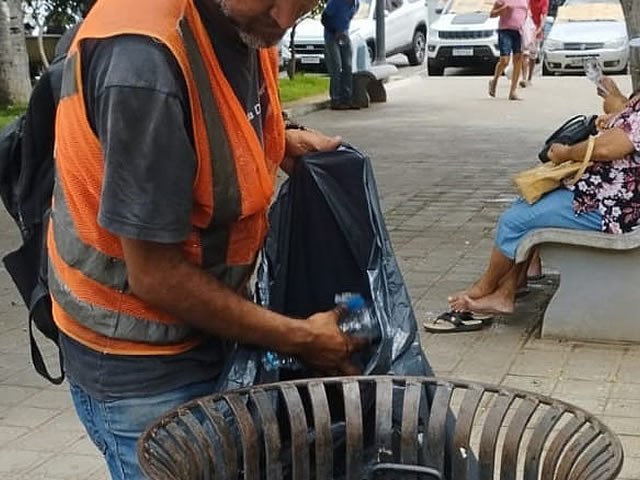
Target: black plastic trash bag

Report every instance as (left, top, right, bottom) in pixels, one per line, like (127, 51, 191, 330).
(217, 145, 432, 391)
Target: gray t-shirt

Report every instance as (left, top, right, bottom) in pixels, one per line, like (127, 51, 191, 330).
(60, 3, 269, 400)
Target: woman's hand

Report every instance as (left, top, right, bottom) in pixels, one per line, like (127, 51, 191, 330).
(597, 76, 622, 99)
(599, 76, 628, 114)
(547, 143, 572, 164)
(596, 113, 615, 131)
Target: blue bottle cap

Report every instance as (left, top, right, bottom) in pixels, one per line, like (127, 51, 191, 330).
(346, 294, 365, 311)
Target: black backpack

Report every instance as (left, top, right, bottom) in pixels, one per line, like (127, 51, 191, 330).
(0, 46, 70, 384)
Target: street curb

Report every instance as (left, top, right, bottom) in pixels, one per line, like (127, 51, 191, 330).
(282, 67, 426, 119)
(283, 98, 331, 119)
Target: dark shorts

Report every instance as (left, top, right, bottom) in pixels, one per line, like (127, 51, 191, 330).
(498, 29, 522, 56)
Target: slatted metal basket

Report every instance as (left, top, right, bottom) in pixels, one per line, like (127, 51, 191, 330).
(138, 376, 623, 479)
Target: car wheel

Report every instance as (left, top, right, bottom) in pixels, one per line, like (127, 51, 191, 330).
(613, 63, 629, 75)
(367, 41, 376, 63)
(542, 61, 552, 76)
(427, 59, 444, 76)
(406, 29, 427, 66)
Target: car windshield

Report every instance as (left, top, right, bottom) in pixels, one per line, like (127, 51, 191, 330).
(354, 0, 373, 19)
(556, 0, 624, 22)
(443, 0, 493, 15)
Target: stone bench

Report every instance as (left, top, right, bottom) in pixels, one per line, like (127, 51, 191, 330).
(352, 63, 398, 108)
(516, 227, 640, 343)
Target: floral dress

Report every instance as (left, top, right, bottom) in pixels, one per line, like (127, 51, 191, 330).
(566, 97, 640, 234)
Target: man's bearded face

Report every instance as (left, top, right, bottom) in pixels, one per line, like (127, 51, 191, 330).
(218, 0, 319, 48)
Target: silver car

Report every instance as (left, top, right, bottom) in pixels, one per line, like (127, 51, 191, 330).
(542, 0, 628, 75)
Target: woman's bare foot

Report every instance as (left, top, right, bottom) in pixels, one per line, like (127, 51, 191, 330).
(447, 278, 497, 307)
(453, 292, 515, 315)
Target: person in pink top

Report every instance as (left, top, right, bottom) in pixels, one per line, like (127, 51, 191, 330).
(488, 0, 529, 100)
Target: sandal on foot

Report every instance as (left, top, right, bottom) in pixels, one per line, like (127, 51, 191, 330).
(516, 287, 530, 299)
(461, 311, 493, 321)
(424, 311, 486, 334)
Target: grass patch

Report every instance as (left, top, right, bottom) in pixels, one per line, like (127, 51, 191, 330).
(279, 74, 329, 104)
(0, 105, 26, 130)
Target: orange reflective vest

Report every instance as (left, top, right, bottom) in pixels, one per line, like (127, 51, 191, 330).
(49, 0, 285, 355)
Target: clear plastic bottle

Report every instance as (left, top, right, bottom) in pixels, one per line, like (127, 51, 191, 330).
(262, 349, 303, 372)
(334, 292, 377, 339)
(262, 292, 376, 372)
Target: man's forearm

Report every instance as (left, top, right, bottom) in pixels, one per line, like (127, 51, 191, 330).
(129, 254, 312, 354)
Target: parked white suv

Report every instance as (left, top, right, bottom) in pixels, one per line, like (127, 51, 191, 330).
(427, 0, 499, 76)
(284, 0, 429, 71)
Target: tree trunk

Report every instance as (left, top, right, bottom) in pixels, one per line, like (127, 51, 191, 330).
(0, 0, 31, 106)
(621, 0, 640, 92)
(287, 24, 298, 80)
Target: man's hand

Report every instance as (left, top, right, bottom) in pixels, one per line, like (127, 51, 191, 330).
(547, 143, 572, 164)
(281, 128, 342, 175)
(297, 308, 367, 376)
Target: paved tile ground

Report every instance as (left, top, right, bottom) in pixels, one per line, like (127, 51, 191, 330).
(1, 73, 639, 478)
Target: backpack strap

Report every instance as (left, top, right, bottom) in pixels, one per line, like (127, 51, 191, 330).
(29, 308, 65, 385)
(30, 209, 65, 384)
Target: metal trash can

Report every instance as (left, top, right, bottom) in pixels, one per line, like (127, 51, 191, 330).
(138, 376, 623, 479)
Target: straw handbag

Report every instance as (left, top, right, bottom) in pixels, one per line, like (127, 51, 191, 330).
(514, 136, 596, 204)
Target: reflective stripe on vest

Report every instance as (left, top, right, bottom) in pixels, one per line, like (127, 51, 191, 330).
(48, 260, 193, 344)
(51, 180, 127, 290)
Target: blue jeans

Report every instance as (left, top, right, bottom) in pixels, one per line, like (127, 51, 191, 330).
(495, 188, 602, 259)
(69, 380, 218, 479)
(324, 32, 353, 105)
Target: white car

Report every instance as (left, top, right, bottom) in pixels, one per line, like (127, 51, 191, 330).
(542, 0, 628, 75)
(427, 0, 500, 76)
(285, 0, 429, 71)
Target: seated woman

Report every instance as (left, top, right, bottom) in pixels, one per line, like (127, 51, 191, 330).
(426, 77, 640, 332)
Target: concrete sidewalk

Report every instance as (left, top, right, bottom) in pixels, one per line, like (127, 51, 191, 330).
(1, 74, 639, 478)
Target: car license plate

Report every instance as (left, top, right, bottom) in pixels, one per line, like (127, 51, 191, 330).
(301, 57, 321, 64)
(569, 56, 597, 66)
(452, 48, 473, 57)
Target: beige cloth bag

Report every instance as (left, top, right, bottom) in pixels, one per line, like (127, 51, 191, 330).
(513, 136, 596, 204)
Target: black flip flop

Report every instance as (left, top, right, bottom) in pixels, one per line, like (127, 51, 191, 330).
(424, 311, 486, 334)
